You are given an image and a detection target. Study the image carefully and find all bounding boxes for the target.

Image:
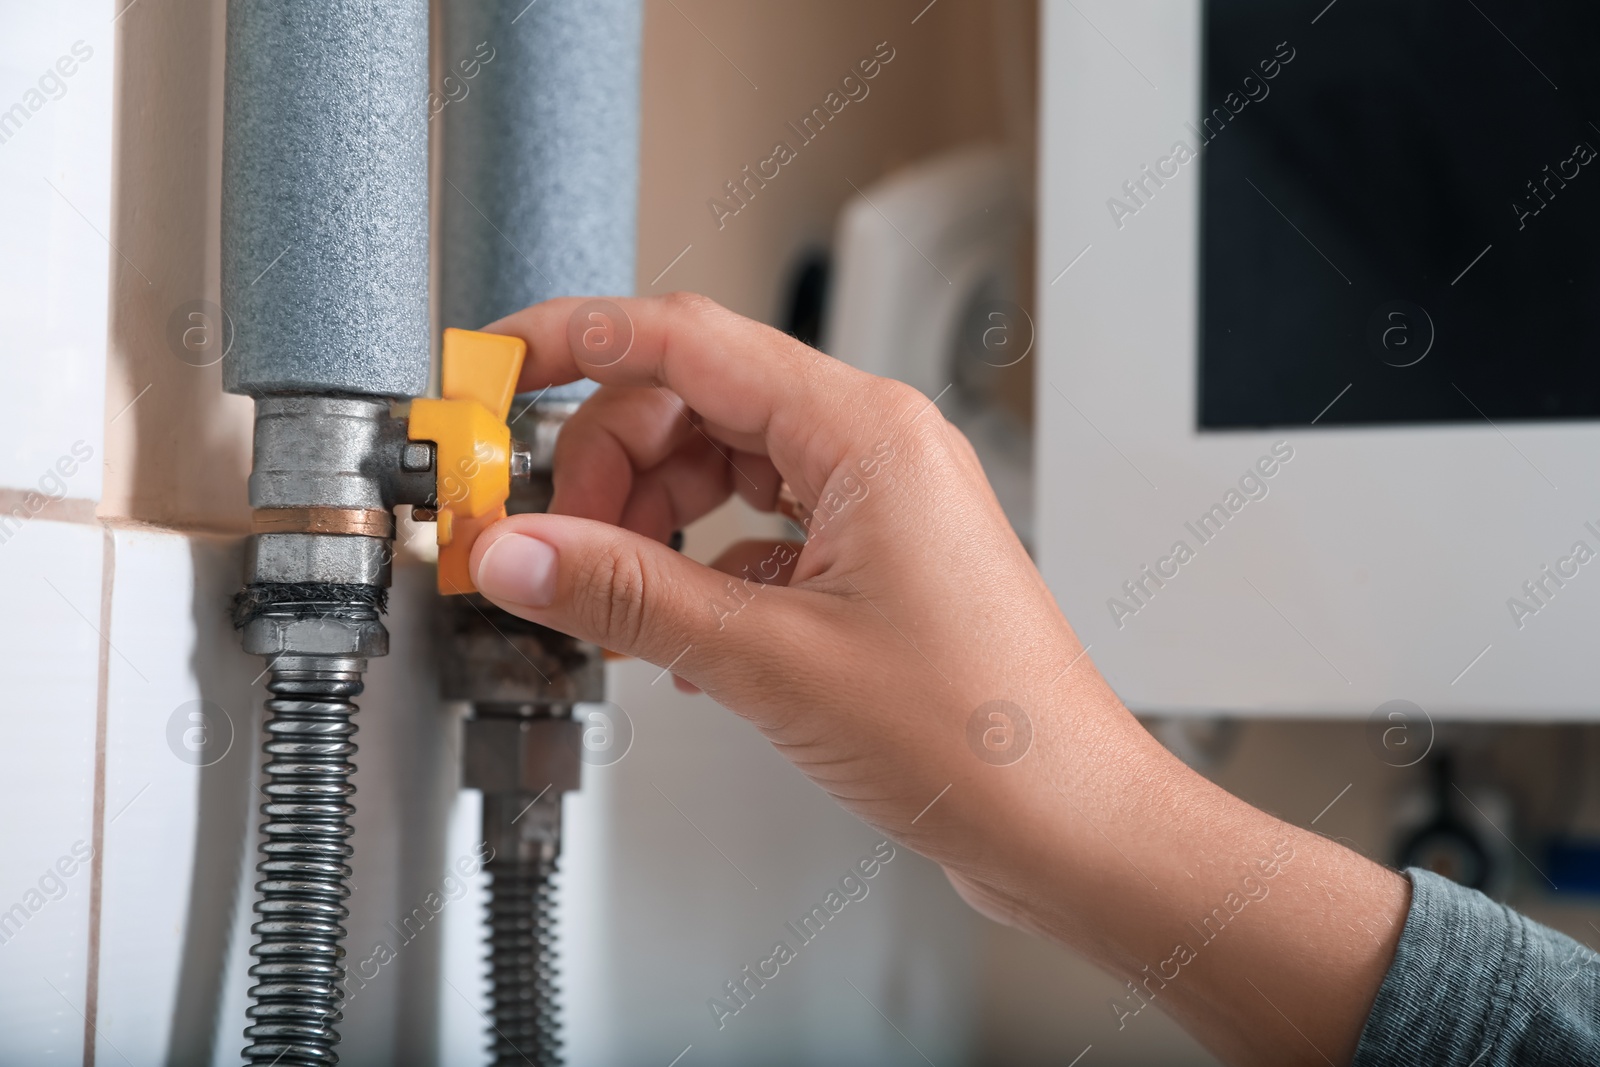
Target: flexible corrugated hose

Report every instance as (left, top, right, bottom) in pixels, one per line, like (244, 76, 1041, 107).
(241, 663, 363, 1066)
(486, 855, 563, 1066)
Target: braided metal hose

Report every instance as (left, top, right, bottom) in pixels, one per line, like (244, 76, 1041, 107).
(486, 855, 562, 1066)
(242, 660, 363, 1066)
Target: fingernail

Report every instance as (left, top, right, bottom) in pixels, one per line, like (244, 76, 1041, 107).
(476, 534, 558, 607)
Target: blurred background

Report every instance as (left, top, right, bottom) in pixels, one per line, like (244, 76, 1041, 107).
(4, 0, 1600, 1064)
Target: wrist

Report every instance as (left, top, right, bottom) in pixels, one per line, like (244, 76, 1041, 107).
(932, 676, 1166, 943)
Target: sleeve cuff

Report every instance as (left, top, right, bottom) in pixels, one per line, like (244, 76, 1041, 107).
(1351, 867, 1528, 1066)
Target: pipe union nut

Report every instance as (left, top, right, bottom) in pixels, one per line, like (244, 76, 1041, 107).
(462, 718, 583, 795)
(241, 615, 389, 658)
(246, 533, 392, 587)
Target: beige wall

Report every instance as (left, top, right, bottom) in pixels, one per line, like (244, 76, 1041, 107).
(637, 0, 1034, 322)
(635, 0, 1038, 556)
(102, 0, 249, 532)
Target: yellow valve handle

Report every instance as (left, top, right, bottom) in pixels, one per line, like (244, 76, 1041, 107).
(408, 328, 526, 595)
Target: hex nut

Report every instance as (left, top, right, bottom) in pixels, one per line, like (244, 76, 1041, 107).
(241, 615, 389, 658)
(463, 718, 583, 795)
(401, 441, 435, 473)
(246, 532, 392, 586)
(438, 621, 603, 705)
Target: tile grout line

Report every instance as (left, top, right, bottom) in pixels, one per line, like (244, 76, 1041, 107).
(82, 526, 114, 1067)
(0, 491, 100, 527)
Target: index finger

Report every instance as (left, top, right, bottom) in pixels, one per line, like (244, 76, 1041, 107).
(484, 293, 904, 504)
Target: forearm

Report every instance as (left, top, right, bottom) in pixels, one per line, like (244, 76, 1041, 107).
(937, 666, 1408, 1067)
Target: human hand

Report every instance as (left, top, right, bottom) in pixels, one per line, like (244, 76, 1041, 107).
(470, 294, 1409, 1067)
(468, 293, 1126, 881)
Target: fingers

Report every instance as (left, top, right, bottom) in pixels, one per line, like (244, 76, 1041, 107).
(485, 293, 907, 503)
(547, 386, 699, 524)
(614, 447, 735, 544)
(608, 445, 782, 539)
(548, 384, 783, 532)
(729, 448, 785, 513)
(646, 540, 802, 695)
(706, 539, 805, 589)
(468, 513, 801, 681)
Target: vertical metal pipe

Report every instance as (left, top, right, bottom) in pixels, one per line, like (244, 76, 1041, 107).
(439, 0, 642, 329)
(244, 659, 364, 1066)
(439, 4, 641, 1061)
(481, 789, 564, 1067)
(223, 0, 432, 398)
(223, 2, 432, 1062)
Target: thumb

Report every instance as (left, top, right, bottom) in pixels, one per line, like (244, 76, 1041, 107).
(468, 513, 794, 676)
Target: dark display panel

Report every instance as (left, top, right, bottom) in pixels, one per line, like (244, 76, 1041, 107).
(1199, 0, 1600, 428)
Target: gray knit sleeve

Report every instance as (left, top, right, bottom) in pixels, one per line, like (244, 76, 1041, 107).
(1352, 867, 1600, 1066)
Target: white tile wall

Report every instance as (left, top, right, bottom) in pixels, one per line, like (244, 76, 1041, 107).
(96, 526, 259, 1065)
(2, 525, 981, 1065)
(0, 519, 104, 1064)
(0, 6, 118, 1061)
(93, 530, 460, 1067)
(0, 0, 115, 501)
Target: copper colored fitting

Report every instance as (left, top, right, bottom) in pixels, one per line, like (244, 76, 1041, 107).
(252, 507, 394, 538)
